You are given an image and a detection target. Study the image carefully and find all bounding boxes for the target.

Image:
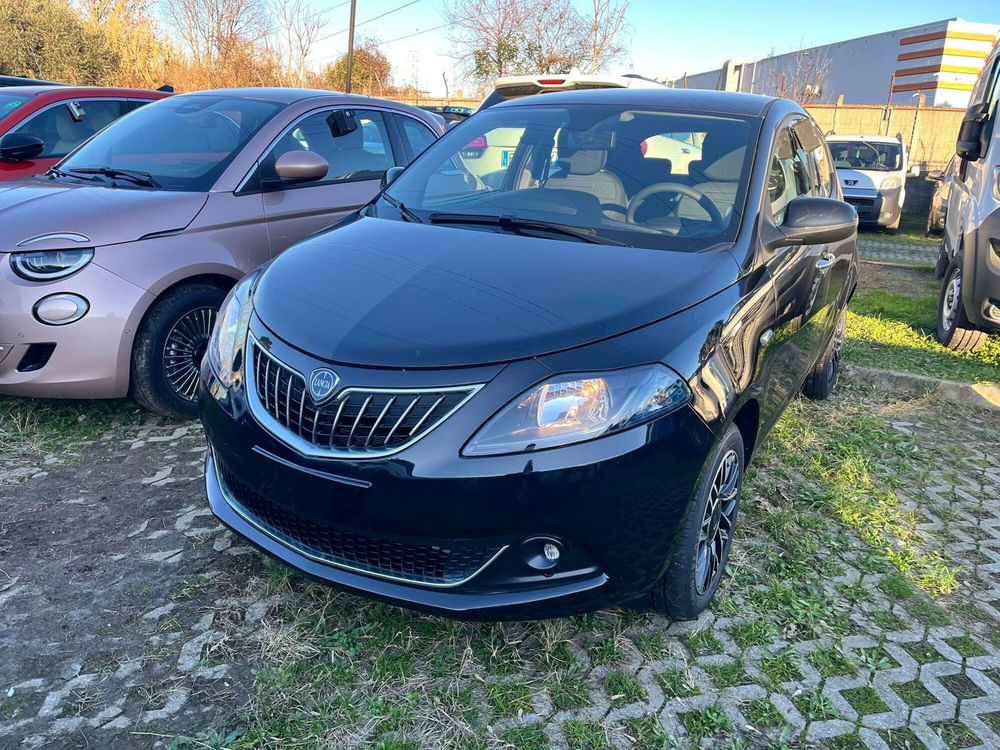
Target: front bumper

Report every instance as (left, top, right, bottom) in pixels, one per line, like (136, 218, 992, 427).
(842, 188, 901, 227)
(0, 255, 153, 398)
(200, 333, 715, 620)
(963, 206, 1000, 330)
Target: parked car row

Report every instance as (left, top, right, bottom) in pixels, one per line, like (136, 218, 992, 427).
(2, 77, 862, 620)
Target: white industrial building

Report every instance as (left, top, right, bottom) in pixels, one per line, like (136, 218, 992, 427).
(666, 18, 999, 108)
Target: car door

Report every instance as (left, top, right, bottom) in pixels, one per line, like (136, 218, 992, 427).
(9, 98, 133, 178)
(255, 107, 397, 253)
(757, 119, 833, 429)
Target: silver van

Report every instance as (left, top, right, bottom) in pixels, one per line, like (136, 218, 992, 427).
(938, 40, 1000, 350)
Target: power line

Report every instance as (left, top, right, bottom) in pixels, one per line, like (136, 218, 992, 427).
(311, 0, 424, 47)
(381, 23, 448, 45)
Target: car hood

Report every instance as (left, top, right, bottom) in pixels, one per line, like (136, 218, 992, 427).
(253, 217, 741, 368)
(836, 168, 898, 193)
(0, 180, 207, 251)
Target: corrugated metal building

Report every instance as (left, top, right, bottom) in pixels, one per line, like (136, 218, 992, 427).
(666, 18, 998, 108)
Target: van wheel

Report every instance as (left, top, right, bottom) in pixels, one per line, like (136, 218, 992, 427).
(936, 262, 987, 352)
(648, 424, 744, 619)
(131, 284, 226, 419)
(802, 309, 845, 400)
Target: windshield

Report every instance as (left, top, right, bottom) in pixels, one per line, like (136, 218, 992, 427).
(383, 103, 757, 252)
(0, 93, 29, 123)
(829, 140, 902, 172)
(58, 95, 285, 191)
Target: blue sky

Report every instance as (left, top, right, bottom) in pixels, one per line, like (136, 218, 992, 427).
(305, 0, 996, 96)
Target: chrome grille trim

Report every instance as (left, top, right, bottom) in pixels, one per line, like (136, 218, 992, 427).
(246, 336, 483, 459)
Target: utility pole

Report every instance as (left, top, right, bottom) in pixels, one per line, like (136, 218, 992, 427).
(345, 0, 357, 93)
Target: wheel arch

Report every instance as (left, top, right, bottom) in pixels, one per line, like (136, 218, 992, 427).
(731, 397, 760, 465)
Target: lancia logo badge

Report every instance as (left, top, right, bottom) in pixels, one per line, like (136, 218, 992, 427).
(844, 179, 857, 186)
(308, 368, 339, 404)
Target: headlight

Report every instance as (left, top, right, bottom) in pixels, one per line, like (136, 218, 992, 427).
(879, 176, 901, 191)
(10, 248, 94, 280)
(206, 270, 260, 388)
(463, 364, 691, 457)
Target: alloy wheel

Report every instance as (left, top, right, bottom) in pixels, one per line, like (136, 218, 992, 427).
(694, 448, 741, 594)
(163, 306, 217, 402)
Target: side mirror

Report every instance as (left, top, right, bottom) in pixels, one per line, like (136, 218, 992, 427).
(956, 102, 989, 161)
(381, 165, 404, 190)
(0, 133, 44, 163)
(272, 150, 328, 184)
(908, 164, 920, 177)
(770, 197, 857, 248)
(927, 169, 944, 182)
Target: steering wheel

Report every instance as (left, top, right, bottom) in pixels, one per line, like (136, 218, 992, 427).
(626, 182, 725, 230)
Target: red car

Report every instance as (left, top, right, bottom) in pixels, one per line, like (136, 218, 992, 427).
(0, 86, 171, 181)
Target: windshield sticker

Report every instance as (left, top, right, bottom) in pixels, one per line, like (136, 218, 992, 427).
(4, 101, 22, 111)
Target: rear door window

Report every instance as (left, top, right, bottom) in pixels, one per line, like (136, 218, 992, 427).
(396, 115, 437, 161)
(15, 99, 132, 158)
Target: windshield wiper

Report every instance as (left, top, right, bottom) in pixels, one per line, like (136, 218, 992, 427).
(66, 167, 159, 188)
(44, 166, 102, 182)
(427, 213, 628, 246)
(382, 193, 423, 223)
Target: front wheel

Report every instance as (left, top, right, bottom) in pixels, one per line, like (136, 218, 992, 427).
(936, 262, 987, 352)
(648, 424, 744, 619)
(131, 284, 226, 419)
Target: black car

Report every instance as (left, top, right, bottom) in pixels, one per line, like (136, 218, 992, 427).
(200, 88, 858, 620)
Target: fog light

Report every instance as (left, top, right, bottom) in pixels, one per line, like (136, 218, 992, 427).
(521, 537, 562, 571)
(33, 294, 88, 326)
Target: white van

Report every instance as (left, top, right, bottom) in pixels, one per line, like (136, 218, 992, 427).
(937, 39, 1000, 350)
(827, 134, 909, 231)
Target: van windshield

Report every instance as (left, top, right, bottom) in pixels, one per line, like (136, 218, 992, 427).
(58, 95, 285, 192)
(829, 140, 902, 171)
(0, 94, 29, 122)
(383, 103, 758, 253)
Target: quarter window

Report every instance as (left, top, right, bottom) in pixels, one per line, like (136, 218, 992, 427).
(262, 108, 393, 187)
(15, 99, 131, 158)
(397, 116, 437, 159)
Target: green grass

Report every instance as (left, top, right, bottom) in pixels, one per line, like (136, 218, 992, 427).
(0, 396, 146, 460)
(681, 703, 734, 740)
(845, 285, 1000, 385)
(604, 671, 645, 707)
(858, 212, 938, 245)
(807, 646, 856, 678)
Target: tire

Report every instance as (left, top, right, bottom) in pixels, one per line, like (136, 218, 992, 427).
(802, 309, 845, 400)
(131, 284, 226, 419)
(936, 261, 988, 352)
(934, 245, 949, 279)
(648, 423, 744, 619)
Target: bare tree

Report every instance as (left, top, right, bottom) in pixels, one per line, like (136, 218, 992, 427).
(445, 0, 629, 85)
(584, 0, 629, 73)
(163, 0, 272, 70)
(763, 47, 830, 104)
(269, 0, 326, 86)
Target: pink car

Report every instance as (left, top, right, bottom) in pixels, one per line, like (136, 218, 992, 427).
(0, 88, 442, 417)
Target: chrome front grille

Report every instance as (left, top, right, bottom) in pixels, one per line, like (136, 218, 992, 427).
(249, 339, 479, 457)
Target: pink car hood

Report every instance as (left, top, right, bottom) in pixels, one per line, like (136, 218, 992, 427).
(0, 180, 208, 251)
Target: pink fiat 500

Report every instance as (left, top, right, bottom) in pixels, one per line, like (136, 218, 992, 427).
(0, 88, 442, 417)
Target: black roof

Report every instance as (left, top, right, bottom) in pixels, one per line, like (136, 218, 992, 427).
(0, 75, 64, 87)
(499, 86, 778, 117)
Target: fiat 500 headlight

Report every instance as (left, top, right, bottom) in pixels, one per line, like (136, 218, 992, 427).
(879, 176, 901, 191)
(10, 248, 94, 280)
(463, 364, 691, 457)
(206, 270, 260, 387)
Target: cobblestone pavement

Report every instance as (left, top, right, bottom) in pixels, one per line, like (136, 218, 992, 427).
(1, 386, 999, 749)
(858, 238, 940, 264)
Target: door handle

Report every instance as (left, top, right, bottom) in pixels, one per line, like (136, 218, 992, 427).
(816, 252, 836, 270)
